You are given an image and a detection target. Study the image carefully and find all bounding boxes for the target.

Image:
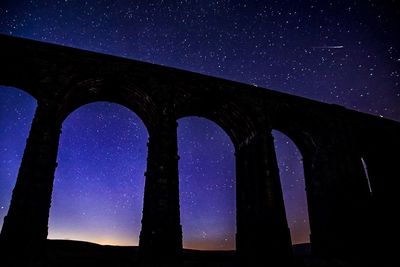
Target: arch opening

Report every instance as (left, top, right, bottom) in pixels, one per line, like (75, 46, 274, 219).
(0, 86, 37, 230)
(272, 130, 311, 247)
(178, 116, 236, 251)
(48, 101, 148, 246)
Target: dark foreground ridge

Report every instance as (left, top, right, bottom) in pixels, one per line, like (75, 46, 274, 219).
(44, 240, 393, 267)
(46, 239, 237, 267)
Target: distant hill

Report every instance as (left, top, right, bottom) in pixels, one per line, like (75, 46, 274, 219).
(46, 239, 138, 267)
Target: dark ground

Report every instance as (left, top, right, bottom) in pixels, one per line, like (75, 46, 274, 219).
(44, 240, 395, 267)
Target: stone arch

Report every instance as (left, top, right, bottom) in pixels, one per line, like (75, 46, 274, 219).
(177, 116, 236, 250)
(270, 125, 318, 194)
(49, 101, 149, 245)
(271, 129, 311, 247)
(267, 103, 326, 256)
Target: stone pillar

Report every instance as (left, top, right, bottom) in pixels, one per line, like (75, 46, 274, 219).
(236, 129, 292, 266)
(362, 149, 399, 261)
(139, 112, 182, 264)
(0, 100, 61, 264)
(304, 133, 374, 261)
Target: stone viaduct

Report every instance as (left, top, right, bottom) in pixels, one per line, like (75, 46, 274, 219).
(0, 34, 399, 265)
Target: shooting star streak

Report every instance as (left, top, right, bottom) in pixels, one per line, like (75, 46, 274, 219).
(312, 45, 344, 49)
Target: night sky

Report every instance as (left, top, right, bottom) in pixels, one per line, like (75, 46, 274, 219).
(0, 0, 399, 250)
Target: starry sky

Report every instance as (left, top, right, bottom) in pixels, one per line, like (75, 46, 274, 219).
(0, 0, 399, 250)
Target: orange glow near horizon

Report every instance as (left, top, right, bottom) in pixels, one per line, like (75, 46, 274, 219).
(183, 239, 236, 251)
(48, 230, 139, 246)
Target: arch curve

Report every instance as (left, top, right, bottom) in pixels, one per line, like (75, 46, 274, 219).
(268, 103, 320, 160)
(56, 77, 157, 132)
(176, 93, 256, 150)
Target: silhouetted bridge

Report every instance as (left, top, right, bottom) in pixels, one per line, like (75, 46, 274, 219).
(0, 34, 399, 266)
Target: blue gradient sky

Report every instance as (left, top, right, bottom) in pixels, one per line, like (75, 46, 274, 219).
(1, 0, 399, 250)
